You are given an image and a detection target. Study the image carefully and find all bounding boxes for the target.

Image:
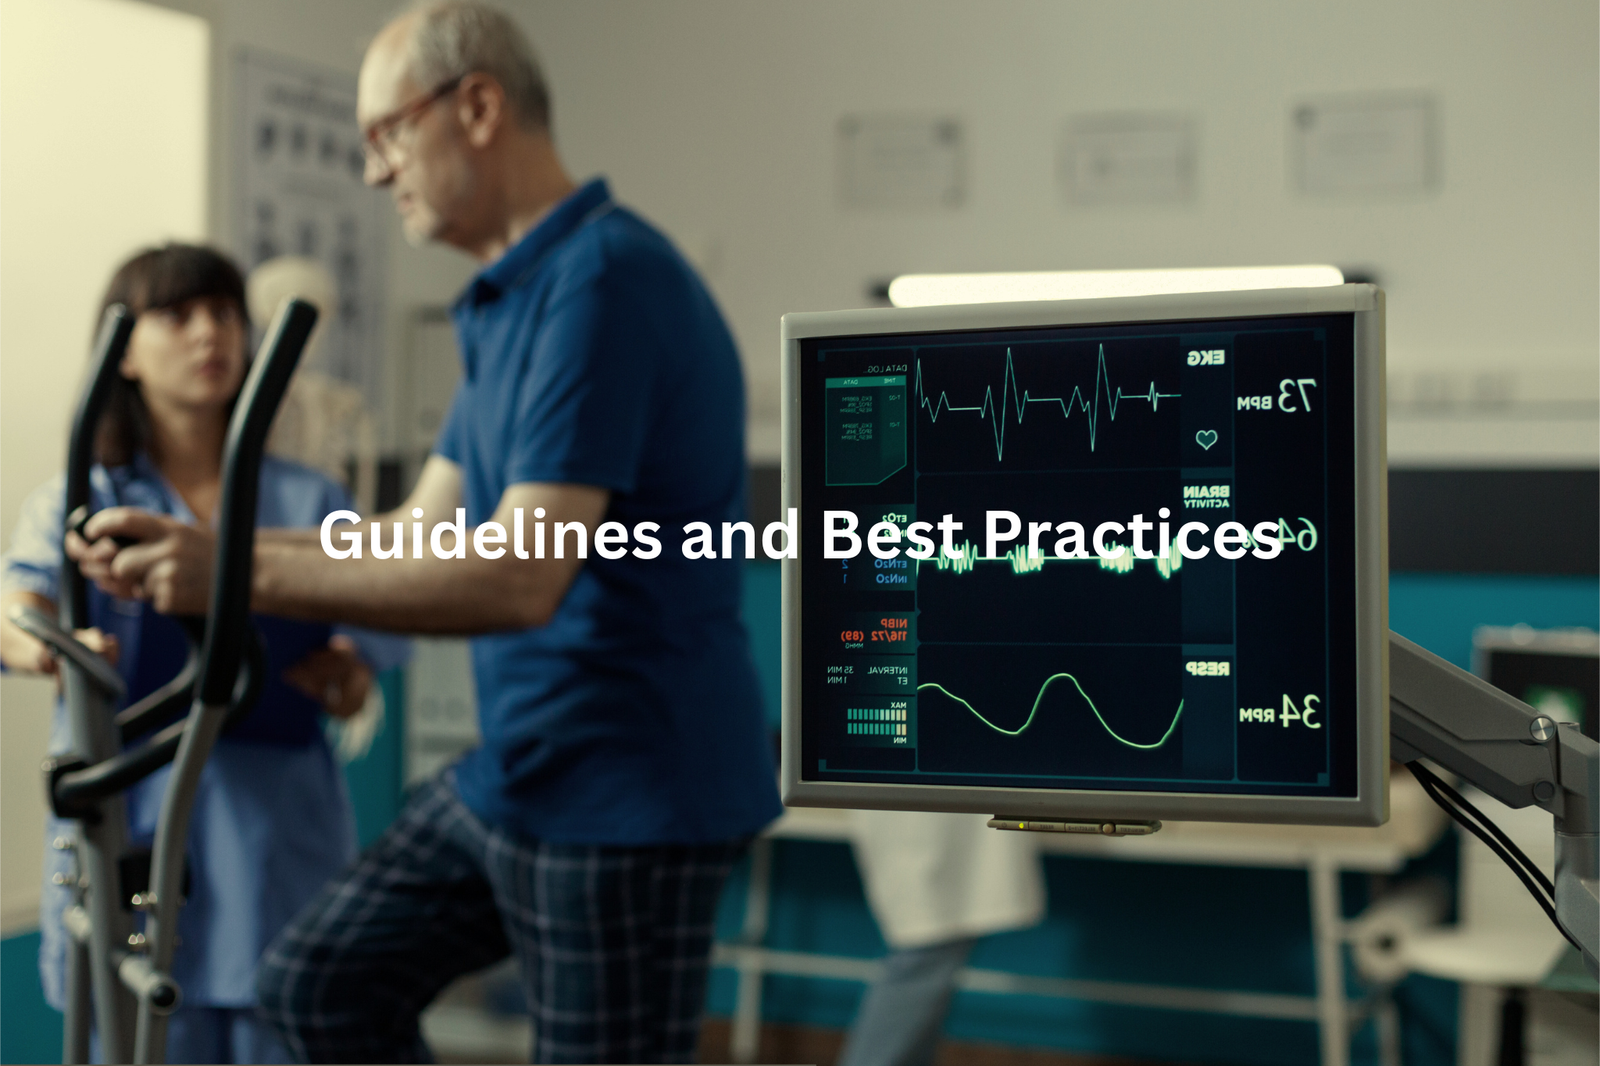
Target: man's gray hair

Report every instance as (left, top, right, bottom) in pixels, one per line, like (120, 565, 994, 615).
(405, 1, 551, 131)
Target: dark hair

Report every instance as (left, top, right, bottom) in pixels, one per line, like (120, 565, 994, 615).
(94, 244, 250, 467)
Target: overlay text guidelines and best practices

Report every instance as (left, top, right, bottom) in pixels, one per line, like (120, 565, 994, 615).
(319, 508, 1288, 563)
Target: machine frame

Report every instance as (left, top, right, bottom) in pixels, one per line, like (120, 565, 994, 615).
(14, 299, 317, 1064)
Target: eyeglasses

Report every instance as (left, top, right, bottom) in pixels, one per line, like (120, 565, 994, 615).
(361, 74, 465, 176)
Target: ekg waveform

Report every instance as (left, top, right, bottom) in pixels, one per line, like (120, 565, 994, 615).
(916, 345, 1179, 459)
(922, 540, 1184, 579)
(918, 675, 1184, 749)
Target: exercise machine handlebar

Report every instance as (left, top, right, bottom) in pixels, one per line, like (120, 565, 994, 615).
(13, 602, 266, 821)
(9, 604, 125, 700)
(43, 297, 319, 1064)
(31, 301, 317, 822)
(195, 298, 317, 705)
(64, 306, 135, 630)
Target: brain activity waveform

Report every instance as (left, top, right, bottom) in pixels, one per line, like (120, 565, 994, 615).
(917, 345, 1179, 458)
(923, 540, 1184, 579)
(918, 675, 1184, 750)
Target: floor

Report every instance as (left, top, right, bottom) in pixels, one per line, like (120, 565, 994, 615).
(428, 1009, 1195, 1065)
(696, 1020, 1193, 1066)
(423, 961, 1197, 1066)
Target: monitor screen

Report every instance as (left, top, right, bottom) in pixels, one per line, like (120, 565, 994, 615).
(782, 287, 1387, 825)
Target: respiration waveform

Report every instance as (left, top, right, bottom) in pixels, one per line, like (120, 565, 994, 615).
(918, 675, 1184, 749)
(921, 540, 1184, 579)
(917, 345, 1179, 458)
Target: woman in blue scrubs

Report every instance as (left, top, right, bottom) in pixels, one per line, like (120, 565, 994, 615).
(0, 244, 407, 1063)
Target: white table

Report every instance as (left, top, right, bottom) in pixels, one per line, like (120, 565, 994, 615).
(713, 771, 1446, 1066)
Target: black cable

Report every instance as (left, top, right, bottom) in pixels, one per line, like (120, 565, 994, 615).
(1408, 765, 1554, 914)
(1413, 769, 1576, 954)
(1408, 761, 1556, 899)
(1406, 761, 1581, 954)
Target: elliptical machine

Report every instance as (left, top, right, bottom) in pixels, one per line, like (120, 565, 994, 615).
(9, 298, 318, 1064)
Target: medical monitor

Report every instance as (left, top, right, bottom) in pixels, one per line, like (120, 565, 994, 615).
(780, 285, 1387, 826)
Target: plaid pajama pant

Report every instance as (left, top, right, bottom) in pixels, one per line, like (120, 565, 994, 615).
(254, 772, 744, 1064)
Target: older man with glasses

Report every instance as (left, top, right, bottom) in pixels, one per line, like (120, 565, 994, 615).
(72, 1, 781, 1061)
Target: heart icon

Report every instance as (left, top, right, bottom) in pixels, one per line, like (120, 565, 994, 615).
(1195, 430, 1219, 451)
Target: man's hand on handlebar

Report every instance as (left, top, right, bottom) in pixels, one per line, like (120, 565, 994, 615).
(67, 508, 215, 615)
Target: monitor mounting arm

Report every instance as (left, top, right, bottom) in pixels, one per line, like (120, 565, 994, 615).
(1389, 631, 1598, 976)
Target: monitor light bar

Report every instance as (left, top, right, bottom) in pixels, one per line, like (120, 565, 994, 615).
(886, 265, 1345, 307)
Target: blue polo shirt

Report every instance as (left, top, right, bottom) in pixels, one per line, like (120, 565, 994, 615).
(435, 178, 781, 844)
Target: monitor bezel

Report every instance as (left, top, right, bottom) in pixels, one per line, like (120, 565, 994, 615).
(779, 284, 1389, 826)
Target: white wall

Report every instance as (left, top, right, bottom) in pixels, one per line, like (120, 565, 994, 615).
(151, 0, 1600, 467)
(0, 0, 210, 931)
(506, 0, 1597, 464)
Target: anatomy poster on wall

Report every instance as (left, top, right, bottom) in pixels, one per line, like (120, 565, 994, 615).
(233, 48, 388, 410)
